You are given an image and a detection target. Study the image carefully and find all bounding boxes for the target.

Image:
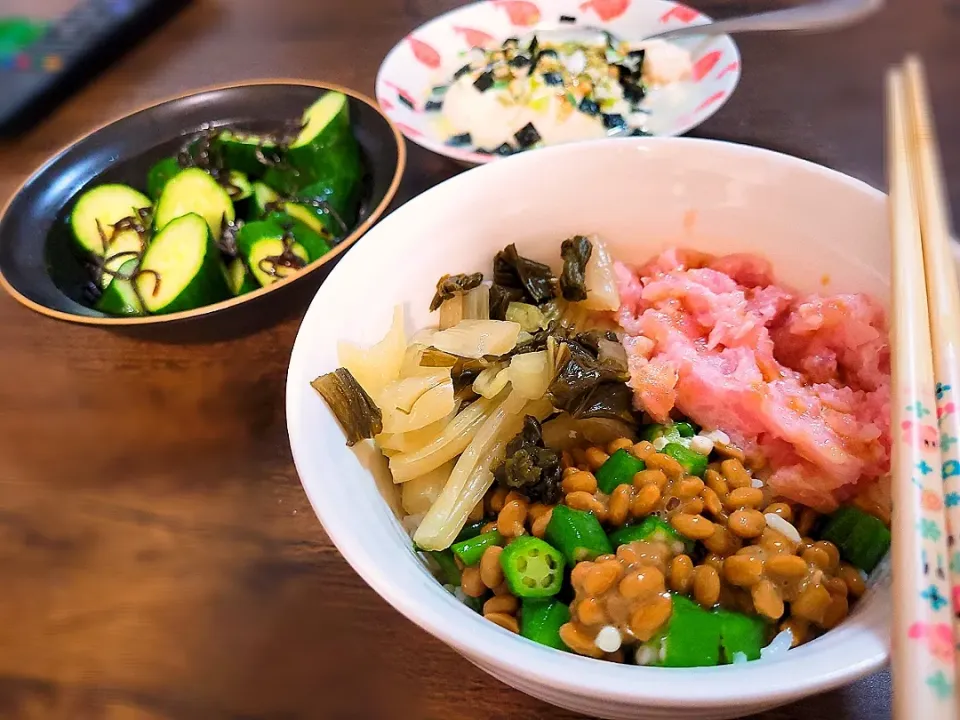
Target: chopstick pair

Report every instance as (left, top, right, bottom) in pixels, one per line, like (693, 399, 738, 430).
(887, 56, 960, 719)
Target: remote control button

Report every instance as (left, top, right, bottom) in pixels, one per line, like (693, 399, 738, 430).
(42, 54, 62, 73)
(107, 0, 136, 16)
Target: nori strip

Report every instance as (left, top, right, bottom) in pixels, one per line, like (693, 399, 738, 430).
(627, 49, 646, 65)
(630, 128, 652, 136)
(447, 132, 472, 147)
(503, 37, 519, 48)
(623, 83, 647, 104)
(514, 122, 542, 148)
(578, 97, 600, 116)
(528, 35, 540, 59)
(397, 93, 415, 110)
(603, 113, 627, 130)
(560, 14, 576, 23)
(542, 71, 564, 86)
(425, 99, 444, 111)
(494, 142, 515, 156)
(509, 55, 531, 69)
(474, 70, 495, 92)
(454, 63, 473, 80)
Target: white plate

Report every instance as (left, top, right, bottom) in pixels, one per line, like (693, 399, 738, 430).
(375, 0, 741, 165)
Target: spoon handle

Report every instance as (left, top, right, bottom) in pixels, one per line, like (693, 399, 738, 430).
(645, 0, 883, 41)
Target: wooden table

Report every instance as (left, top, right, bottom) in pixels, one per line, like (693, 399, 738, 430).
(1, 1, 957, 718)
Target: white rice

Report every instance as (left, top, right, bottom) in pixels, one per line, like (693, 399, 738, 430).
(595, 625, 622, 653)
(764, 513, 802, 544)
(760, 629, 794, 660)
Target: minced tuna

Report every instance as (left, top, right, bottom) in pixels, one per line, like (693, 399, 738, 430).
(616, 248, 891, 512)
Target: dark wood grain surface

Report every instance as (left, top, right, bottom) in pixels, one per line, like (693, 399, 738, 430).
(0, 0, 957, 718)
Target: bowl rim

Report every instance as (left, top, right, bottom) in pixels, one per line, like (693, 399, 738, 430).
(286, 137, 895, 710)
(0, 79, 407, 326)
(375, 0, 741, 166)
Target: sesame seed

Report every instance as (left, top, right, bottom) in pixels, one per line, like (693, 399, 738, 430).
(595, 625, 622, 653)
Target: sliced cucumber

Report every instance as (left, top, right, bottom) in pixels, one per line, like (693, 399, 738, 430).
(290, 91, 353, 151)
(136, 213, 231, 314)
(215, 130, 278, 178)
(227, 171, 253, 201)
(147, 157, 182, 200)
(266, 209, 333, 258)
(250, 181, 281, 219)
(298, 176, 361, 230)
(265, 92, 362, 196)
(96, 258, 144, 316)
(70, 184, 151, 256)
(100, 228, 146, 289)
(236, 220, 283, 257)
(225, 257, 259, 296)
(154, 168, 235, 240)
(247, 235, 309, 288)
(239, 215, 330, 262)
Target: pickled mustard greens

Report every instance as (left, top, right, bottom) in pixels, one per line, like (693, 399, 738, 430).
(311, 368, 383, 446)
(63, 92, 364, 317)
(309, 236, 890, 667)
(559, 235, 591, 302)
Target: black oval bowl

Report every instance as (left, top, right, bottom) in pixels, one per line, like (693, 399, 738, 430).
(0, 81, 406, 330)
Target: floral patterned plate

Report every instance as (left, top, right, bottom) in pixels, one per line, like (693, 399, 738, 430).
(375, 0, 741, 165)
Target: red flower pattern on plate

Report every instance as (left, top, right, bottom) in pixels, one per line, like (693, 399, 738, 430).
(691, 50, 721, 82)
(394, 122, 422, 137)
(382, 81, 418, 110)
(717, 60, 740, 79)
(659, 5, 699, 24)
(408, 37, 441, 68)
(453, 26, 495, 48)
(696, 90, 726, 113)
(493, 0, 541, 26)
(579, 0, 630, 21)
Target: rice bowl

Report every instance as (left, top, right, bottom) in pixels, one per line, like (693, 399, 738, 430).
(286, 138, 899, 719)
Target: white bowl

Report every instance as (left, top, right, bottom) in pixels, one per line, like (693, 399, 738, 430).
(375, 0, 740, 165)
(287, 138, 897, 719)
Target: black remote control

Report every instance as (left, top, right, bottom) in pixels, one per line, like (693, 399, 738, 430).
(0, 0, 192, 137)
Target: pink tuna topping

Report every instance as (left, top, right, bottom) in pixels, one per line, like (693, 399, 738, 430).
(616, 250, 891, 511)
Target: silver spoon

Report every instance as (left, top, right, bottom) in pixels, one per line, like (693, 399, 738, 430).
(643, 0, 884, 42)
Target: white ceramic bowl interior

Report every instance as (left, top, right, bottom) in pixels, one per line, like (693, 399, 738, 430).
(376, 0, 740, 164)
(288, 138, 910, 720)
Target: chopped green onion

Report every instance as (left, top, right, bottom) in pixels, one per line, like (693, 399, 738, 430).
(545, 504, 613, 564)
(820, 506, 891, 573)
(451, 530, 503, 567)
(499, 536, 566, 598)
(662, 442, 709, 477)
(520, 598, 570, 650)
(595, 448, 646, 493)
(608, 516, 694, 554)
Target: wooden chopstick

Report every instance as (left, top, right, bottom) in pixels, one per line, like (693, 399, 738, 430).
(904, 54, 960, 698)
(888, 62, 959, 718)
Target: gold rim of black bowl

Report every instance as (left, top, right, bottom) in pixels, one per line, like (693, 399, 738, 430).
(0, 80, 407, 326)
